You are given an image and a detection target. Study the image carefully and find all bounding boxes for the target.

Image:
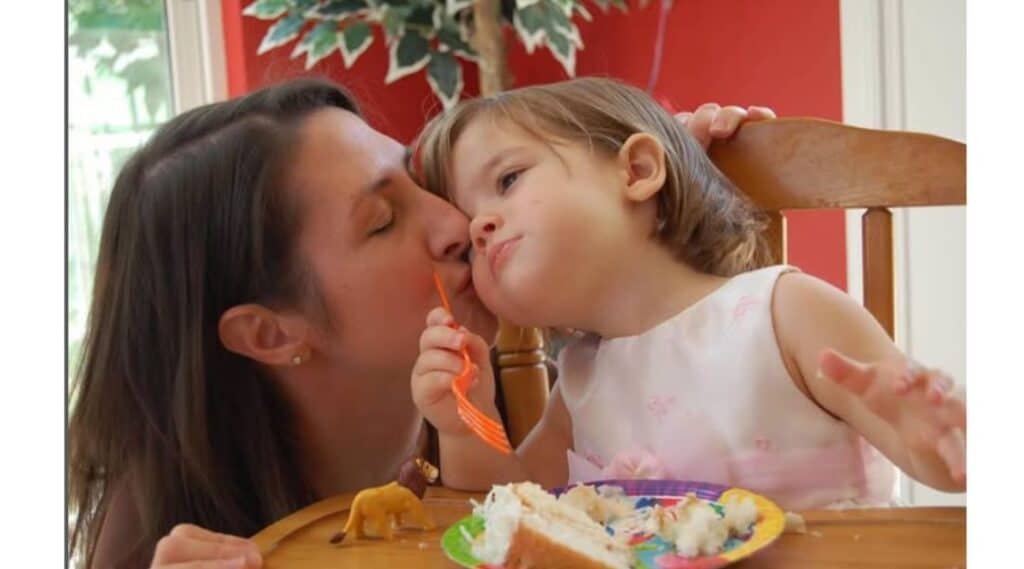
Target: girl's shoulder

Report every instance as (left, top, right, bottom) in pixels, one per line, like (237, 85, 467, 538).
(733, 263, 801, 286)
(769, 267, 888, 378)
(770, 268, 850, 317)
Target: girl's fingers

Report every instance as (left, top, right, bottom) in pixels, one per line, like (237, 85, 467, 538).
(892, 363, 925, 395)
(926, 372, 957, 404)
(419, 325, 465, 353)
(935, 428, 967, 485)
(414, 371, 459, 406)
(888, 361, 918, 395)
(818, 348, 878, 396)
(413, 349, 465, 377)
(939, 393, 967, 431)
(459, 327, 492, 366)
(674, 111, 693, 127)
(425, 306, 454, 328)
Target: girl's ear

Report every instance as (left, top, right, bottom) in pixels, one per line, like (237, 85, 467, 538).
(218, 304, 312, 367)
(617, 133, 667, 203)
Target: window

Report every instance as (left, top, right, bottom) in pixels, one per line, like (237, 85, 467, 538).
(67, 0, 226, 385)
(68, 0, 175, 380)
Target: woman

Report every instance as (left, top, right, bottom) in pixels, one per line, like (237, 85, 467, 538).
(67, 78, 769, 569)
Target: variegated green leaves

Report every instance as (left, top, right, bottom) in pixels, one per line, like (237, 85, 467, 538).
(378, 1, 471, 109)
(244, 0, 625, 109)
(245, 0, 475, 108)
(513, 0, 585, 77)
(246, 0, 373, 67)
(244, 0, 291, 20)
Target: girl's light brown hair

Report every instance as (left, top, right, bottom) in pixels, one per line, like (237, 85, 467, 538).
(414, 77, 770, 276)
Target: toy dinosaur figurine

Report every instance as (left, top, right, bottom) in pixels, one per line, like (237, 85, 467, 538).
(337, 481, 435, 542)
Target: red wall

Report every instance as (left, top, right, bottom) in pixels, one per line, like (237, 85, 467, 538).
(221, 0, 846, 289)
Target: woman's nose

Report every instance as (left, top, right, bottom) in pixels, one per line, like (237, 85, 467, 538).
(424, 193, 471, 261)
(470, 215, 501, 251)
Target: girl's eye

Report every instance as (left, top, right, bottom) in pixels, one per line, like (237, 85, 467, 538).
(498, 170, 521, 194)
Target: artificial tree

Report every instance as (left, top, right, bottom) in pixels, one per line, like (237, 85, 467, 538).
(243, 0, 642, 105)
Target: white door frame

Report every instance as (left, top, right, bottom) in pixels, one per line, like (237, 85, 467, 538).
(839, 0, 910, 321)
(166, 0, 229, 112)
(839, 0, 966, 507)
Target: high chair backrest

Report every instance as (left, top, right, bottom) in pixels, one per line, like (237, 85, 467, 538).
(495, 118, 966, 447)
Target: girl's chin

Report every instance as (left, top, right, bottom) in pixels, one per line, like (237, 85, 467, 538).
(477, 273, 558, 324)
(455, 298, 499, 338)
(471, 313, 499, 340)
(484, 298, 548, 331)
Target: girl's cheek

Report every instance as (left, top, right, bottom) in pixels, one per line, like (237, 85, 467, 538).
(471, 264, 496, 300)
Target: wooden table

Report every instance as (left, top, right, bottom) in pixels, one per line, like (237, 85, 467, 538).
(251, 487, 965, 568)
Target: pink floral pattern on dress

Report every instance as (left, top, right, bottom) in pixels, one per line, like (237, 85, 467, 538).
(601, 447, 667, 479)
(731, 295, 761, 325)
(646, 395, 677, 423)
(583, 451, 606, 469)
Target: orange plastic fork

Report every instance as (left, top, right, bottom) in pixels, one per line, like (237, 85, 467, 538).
(432, 272, 513, 455)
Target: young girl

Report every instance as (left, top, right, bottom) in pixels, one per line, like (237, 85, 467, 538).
(410, 77, 966, 510)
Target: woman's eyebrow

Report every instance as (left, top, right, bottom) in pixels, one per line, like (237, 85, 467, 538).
(359, 147, 408, 197)
(358, 176, 390, 197)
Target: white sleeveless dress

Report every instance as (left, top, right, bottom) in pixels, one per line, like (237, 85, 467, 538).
(558, 265, 895, 510)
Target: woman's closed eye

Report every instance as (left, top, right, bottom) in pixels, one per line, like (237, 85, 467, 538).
(368, 210, 395, 236)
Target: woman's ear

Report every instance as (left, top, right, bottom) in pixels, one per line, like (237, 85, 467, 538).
(218, 304, 312, 367)
(617, 133, 667, 203)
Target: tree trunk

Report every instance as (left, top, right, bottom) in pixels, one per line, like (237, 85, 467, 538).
(470, 0, 512, 95)
(470, 0, 548, 448)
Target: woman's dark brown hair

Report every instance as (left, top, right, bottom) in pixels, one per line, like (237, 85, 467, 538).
(68, 79, 358, 568)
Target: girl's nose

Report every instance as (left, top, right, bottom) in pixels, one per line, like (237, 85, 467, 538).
(470, 214, 501, 251)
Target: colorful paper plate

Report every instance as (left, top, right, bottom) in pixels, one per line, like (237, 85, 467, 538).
(441, 479, 785, 569)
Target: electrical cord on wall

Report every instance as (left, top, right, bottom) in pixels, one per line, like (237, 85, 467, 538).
(647, 0, 674, 94)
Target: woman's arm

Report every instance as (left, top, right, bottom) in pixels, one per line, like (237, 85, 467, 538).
(91, 478, 262, 569)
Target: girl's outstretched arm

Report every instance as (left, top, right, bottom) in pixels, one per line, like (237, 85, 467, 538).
(771, 272, 966, 492)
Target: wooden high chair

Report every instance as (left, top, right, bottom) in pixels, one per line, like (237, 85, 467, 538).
(494, 118, 966, 447)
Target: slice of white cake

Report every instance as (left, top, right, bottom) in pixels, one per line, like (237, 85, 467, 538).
(471, 482, 632, 569)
